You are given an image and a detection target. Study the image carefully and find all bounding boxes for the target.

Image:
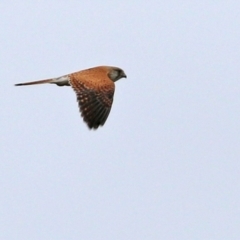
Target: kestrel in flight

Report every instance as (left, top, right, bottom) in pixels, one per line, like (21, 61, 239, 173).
(15, 66, 127, 129)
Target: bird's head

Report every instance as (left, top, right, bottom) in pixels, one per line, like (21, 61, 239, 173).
(107, 66, 127, 82)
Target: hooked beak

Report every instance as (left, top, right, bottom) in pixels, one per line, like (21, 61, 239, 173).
(122, 72, 127, 78)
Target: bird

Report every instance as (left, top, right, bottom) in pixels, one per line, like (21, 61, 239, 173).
(15, 66, 127, 129)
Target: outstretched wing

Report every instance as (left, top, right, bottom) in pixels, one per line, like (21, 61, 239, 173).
(69, 73, 115, 129)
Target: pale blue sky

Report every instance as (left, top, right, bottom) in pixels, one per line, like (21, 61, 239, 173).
(1, 1, 240, 239)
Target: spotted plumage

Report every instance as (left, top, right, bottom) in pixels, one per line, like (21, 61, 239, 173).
(15, 66, 127, 129)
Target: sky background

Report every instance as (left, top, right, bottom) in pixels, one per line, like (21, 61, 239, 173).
(0, 1, 240, 239)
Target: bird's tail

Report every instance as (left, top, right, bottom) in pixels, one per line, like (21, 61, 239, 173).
(15, 79, 54, 86)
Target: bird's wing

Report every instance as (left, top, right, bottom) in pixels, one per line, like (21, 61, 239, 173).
(69, 73, 115, 129)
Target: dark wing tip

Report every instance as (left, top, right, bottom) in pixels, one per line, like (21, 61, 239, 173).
(81, 104, 111, 130)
